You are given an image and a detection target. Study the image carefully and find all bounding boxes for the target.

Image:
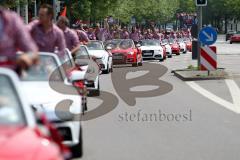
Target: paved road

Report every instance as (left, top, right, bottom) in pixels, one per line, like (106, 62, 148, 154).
(75, 38, 240, 160)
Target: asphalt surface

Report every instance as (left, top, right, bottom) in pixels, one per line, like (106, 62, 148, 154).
(75, 35, 240, 160)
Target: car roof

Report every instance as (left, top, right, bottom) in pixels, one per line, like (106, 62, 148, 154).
(0, 68, 36, 128)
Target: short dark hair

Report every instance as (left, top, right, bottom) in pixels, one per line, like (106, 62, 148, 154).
(40, 4, 54, 19)
(57, 16, 69, 26)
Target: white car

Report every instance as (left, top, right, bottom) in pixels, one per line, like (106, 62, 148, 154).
(86, 40, 113, 74)
(161, 39, 172, 58)
(74, 45, 101, 96)
(0, 68, 65, 159)
(20, 52, 85, 158)
(140, 39, 164, 62)
(178, 38, 187, 54)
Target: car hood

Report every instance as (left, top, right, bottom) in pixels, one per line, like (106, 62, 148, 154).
(111, 48, 133, 54)
(140, 46, 162, 51)
(88, 50, 108, 58)
(171, 44, 179, 48)
(0, 126, 56, 160)
(21, 82, 82, 121)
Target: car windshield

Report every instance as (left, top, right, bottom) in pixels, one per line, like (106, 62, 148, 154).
(75, 46, 90, 60)
(183, 38, 190, 42)
(141, 40, 160, 46)
(0, 75, 25, 125)
(161, 39, 168, 44)
(21, 55, 64, 81)
(169, 38, 175, 43)
(105, 39, 133, 49)
(87, 41, 104, 50)
(178, 38, 184, 43)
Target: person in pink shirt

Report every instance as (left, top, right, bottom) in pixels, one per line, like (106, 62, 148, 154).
(94, 19, 110, 42)
(28, 4, 66, 59)
(87, 28, 96, 40)
(0, 7, 38, 73)
(75, 24, 89, 44)
(57, 16, 80, 51)
(121, 26, 129, 39)
(130, 26, 141, 43)
(144, 29, 153, 39)
(152, 29, 161, 40)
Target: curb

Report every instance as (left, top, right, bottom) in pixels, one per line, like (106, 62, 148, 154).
(172, 69, 228, 81)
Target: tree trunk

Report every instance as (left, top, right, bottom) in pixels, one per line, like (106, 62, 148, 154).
(224, 16, 228, 34)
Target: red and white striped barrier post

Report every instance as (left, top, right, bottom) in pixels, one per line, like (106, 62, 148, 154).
(200, 46, 217, 71)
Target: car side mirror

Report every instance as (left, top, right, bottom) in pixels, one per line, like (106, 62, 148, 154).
(106, 46, 112, 50)
(136, 44, 141, 48)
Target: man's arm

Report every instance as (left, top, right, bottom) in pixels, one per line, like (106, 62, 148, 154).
(56, 28, 67, 58)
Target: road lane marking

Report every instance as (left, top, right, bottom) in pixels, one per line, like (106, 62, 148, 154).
(186, 81, 240, 114)
(225, 79, 240, 113)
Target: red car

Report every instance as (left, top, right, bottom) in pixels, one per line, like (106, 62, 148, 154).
(169, 38, 180, 55)
(0, 68, 65, 160)
(104, 39, 143, 67)
(184, 38, 192, 52)
(230, 32, 240, 44)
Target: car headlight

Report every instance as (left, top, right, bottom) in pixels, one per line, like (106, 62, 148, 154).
(128, 51, 134, 55)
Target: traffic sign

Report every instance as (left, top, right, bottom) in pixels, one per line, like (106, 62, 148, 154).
(200, 46, 217, 71)
(199, 27, 217, 45)
(196, 0, 207, 6)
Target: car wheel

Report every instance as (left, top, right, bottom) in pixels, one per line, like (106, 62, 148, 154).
(138, 59, 143, 66)
(103, 65, 110, 74)
(110, 64, 113, 72)
(93, 80, 100, 96)
(230, 41, 233, 44)
(88, 79, 100, 97)
(71, 126, 83, 158)
(159, 59, 164, 62)
(168, 55, 172, 58)
(132, 62, 138, 67)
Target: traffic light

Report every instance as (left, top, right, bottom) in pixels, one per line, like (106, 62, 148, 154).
(196, 0, 207, 6)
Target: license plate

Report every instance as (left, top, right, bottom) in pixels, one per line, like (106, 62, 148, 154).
(143, 52, 152, 56)
(114, 55, 123, 60)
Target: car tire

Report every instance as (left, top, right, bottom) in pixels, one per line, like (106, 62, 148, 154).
(138, 60, 143, 66)
(103, 65, 110, 74)
(168, 55, 172, 58)
(88, 80, 100, 97)
(71, 126, 83, 158)
(159, 59, 164, 62)
(230, 41, 233, 44)
(132, 63, 138, 67)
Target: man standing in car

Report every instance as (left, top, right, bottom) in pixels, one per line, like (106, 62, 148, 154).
(94, 18, 110, 42)
(28, 4, 66, 59)
(121, 26, 130, 39)
(57, 16, 80, 51)
(75, 24, 89, 44)
(0, 4, 38, 74)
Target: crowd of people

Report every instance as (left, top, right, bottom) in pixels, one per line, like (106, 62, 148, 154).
(0, 4, 192, 75)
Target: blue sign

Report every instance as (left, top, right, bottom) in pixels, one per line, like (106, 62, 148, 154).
(199, 27, 217, 45)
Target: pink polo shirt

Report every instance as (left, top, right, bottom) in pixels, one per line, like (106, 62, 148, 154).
(76, 29, 89, 43)
(0, 9, 38, 60)
(63, 27, 80, 50)
(130, 31, 140, 42)
(28, 20, 66, 58)
(121, 31, 129, 39)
